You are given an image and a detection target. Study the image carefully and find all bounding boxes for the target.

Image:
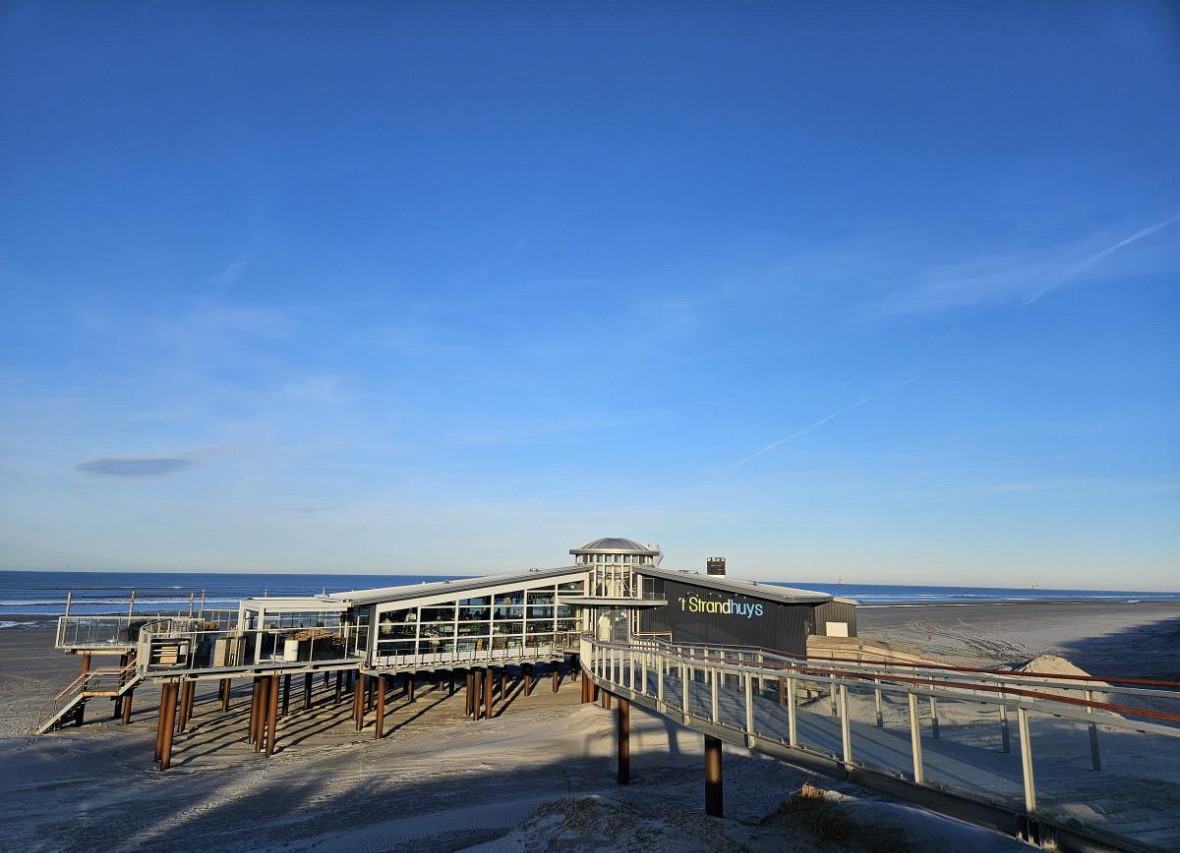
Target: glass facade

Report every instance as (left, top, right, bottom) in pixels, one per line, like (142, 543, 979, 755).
(372, 577, 585, 663)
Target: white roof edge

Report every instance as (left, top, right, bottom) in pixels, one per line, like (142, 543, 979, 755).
(634, 565, 838, 604)
(329, 565, 591, 606)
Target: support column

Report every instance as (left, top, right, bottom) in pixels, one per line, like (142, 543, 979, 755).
(121, 689, 134, 725)
(159, 682, 178, 771)
(154, 685, 168, 761)
(221, 678, 231, 713)
(407, 673, 416, 703)
(335, 670, 344, 705)
(483, 667, 494, 718)
(282, 674, 291, 716)
(552, 666, 559, 693)
(265, 673, 280, 757)
(304, 672, 313, 710)
(617, 697, 630, 785)
(177, 681, 191, 733)
(375, 674, 387, 739)
(500, 669, 508, 699)
(465, 670, 475, 718)
(248, 678, 261, 745)
(354, 674, 366, 731)
(525, 663, 535, 696)
(704, 735, 723, 817)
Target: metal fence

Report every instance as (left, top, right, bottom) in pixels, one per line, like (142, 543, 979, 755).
(584, 637, 1180, 852)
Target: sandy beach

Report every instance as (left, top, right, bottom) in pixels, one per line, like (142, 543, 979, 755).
(1, 601, 1178, 853)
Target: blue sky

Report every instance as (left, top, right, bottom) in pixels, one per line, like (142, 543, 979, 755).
(1, 2, 1177, 588)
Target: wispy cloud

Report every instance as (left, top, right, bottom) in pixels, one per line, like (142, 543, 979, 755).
(75, 457, 196, 478)
(210, 260, 248, 286)
(730, 397, 871, 470)
(874, 217, 1179, 316)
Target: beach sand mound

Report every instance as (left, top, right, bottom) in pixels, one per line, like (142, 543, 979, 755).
(492, 794, 792, 853)
(1013, 654, 1092, 679)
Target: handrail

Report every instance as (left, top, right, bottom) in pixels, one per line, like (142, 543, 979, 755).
(582, 636, 1180, 853)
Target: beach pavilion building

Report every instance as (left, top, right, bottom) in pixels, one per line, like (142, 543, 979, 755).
(45, 536, 856, 743)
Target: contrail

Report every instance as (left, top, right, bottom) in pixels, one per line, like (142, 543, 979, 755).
(1025, 217, 1178, 304)
(729, 396, 870, 471)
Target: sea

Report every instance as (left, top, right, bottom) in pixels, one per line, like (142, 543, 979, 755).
(2, 569, 1178, 629)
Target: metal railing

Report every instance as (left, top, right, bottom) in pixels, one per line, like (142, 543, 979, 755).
(372, 631, 582, 670)
(584, 637, 1180, 852)
(137, 624, 360, 675)
(55, 612, 239, 650)
(37, 656, 140, 732)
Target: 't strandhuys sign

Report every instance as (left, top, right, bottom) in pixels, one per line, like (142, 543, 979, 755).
(679, 594, 764, 618)
(639, 578, 814, 656)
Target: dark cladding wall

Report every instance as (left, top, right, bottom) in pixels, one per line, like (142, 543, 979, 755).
(637, 577, 817, 657)
(814, 600, 858, 637)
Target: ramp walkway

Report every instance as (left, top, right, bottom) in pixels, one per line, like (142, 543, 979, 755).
(583, 636, 1180, 853)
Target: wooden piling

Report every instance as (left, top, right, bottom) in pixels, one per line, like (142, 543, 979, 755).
(617, 697, 630, 784)
(335, 670, 343, 705)
(282, 674, 291, 716)
(304, 672, 313, 710)
(524, 664, 535, 696)
(154, 686, 168, 761)
(407, 673, 416, 703)
(552, 666, 559, 693)
(121, 689, 133, 725)
(484, 667, 493, 718)
(265, 674, 280, 757)
(221, 677, 231, 712)
(704, 735, 723, 817)
(375, 674, 387, 739)
(159, 683, 178, 771)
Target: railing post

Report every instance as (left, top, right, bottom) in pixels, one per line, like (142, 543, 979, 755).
(657, 653, 665, 707)
(1000, 701, 1011, 753)
(628, 649, 634, 691)
(874, 678, 883, 728)
(710, 666, 719, 723)
(744, 671, 754, 739)
(839, 684, 852, 767)
(787, 676, 797, 747)
(682, 660, 691, 719)
(1018, 706, 1037, 813)
(908, 692, 924, 785)
(929, 695, 940, 739)
(1085, 689, 1101, 771)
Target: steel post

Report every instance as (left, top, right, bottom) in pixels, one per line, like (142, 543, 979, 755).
(744, 672, 754, 738)
(839, 684, 852, 767)
(1017, 706, 1037, 813)
(1000, 702, 1011, 753)
(908, 693, 924, 785)
(1085, 689, 1101, 771)
(787, 677, 797, 747)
